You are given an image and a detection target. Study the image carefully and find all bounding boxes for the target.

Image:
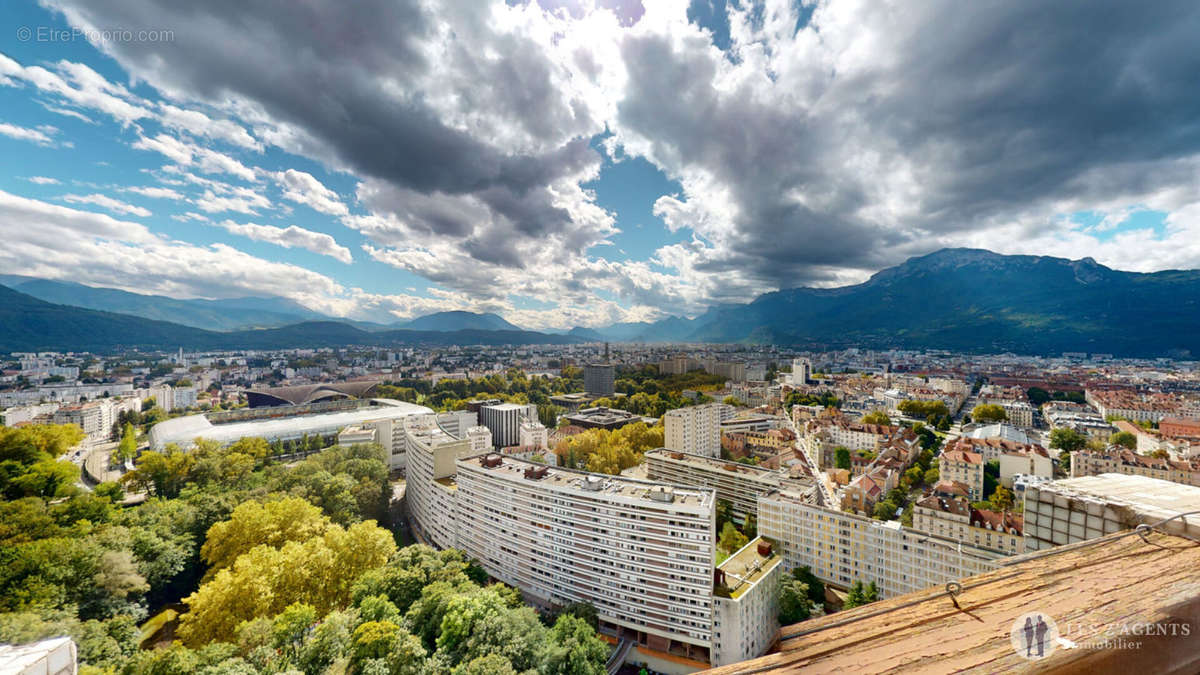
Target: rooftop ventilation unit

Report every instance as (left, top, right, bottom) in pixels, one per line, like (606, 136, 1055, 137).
(582, 475, 604, 491)
(481, 454, 502, 468)
(649, 485, 675, 503)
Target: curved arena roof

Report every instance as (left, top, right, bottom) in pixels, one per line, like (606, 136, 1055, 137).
(149, 398, 432, 449)
(243, 381, 380, 408)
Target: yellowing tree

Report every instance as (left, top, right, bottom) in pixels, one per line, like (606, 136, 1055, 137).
(180, 520, 396, 645)
(200, 497, 333, 580)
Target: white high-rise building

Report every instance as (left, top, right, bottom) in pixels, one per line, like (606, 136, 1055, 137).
(479, 402, 536, 448)
(664, 403, 723, 458)
(790, 358, 811, 385)
(454, 455, 717, 663)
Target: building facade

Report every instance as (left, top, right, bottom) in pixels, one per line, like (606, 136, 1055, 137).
(665, 403, 723, 458)
(583, 363, 616, 397)
(758, 490, 1003, 600)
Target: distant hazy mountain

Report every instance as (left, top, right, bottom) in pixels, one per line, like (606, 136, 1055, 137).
(580, 249, 1200, 357)
(0, 275, 326, 330)
(0, 286, 584, 352)
(396, 311, 523, 332)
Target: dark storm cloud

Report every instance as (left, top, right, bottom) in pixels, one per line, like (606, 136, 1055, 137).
(46, 0, 604, 225)
(614, 0, 1200, 288)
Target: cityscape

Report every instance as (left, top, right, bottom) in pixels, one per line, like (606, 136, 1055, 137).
(3, 1, 1200, 674)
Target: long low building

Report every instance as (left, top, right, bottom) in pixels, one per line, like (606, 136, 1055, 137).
(643, 447, 821, 523)
(757, 489, 1005, 600)
(148, 398, 432, 454)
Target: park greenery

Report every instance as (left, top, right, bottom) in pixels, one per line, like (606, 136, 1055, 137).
(783, 391, 841, 410)
(1025, 387, 1086, 406)
(553, 422, 664, 475)
(0, 425, 609, 674)
(970, 403, 1007, 423)
(860, 410, 891, 426)
(896, 399, 952, 430)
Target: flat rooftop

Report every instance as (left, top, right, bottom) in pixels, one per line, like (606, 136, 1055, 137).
(716, 537, 781, 600)
(702, 529, 1200, 673)
(1030, 473, 1200, 536)
(645, 447, 785, 479)
(461, 454, 715, 510)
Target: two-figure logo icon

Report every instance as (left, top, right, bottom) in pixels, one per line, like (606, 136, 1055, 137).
(1011, 611, 1059, 660)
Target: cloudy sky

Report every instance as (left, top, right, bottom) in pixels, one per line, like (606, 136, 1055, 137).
(2, 0, 1199, 330)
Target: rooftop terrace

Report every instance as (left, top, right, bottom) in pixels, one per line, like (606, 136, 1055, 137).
(461, 453, 715, 509)
(702, 527, 1200, 673)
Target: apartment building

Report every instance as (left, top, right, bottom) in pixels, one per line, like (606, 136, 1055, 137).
(711, 538, 782, 667)
(1070, 447, 1200, 487)
(643, 448, 820, 523)
(454, 454, 718, 664)
(912, 494, 1024, 555)
(1044, 403, 1112, 441)
(403, 415, 473, 550)
(1085, 388, 1196, 423)
(518, 419, 549, 450)
(1023, 474, 1200, 551)
(758, 490, 1004, 600)
(997, 445, 1053, 488)
(665, 403, 723, 458)
(939, 448, 984, 501)
(1160, 416, 1200, 440)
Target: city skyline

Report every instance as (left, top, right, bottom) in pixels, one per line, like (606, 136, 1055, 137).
(2, 0, 1199, 333)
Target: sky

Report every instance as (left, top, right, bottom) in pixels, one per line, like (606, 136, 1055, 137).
(2, 0, 1199, 331)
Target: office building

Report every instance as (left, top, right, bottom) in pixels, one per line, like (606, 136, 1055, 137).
(665, 403, 722, 458)
(584, 363, 615, 397)
(518, 419, 549, 450)
(478, 402, 535, 448)
(561, 406, 644, 430)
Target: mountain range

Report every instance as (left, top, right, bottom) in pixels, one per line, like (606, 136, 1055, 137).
(574, 248, 1200, 357)
(0, 284, 583, 352)
(3, 249, 1200, 356)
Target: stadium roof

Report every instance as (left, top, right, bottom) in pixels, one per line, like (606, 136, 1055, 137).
(242, 381, 380, 407)
(149, 398, 431, 449)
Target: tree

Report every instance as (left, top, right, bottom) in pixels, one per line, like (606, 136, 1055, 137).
(989, 485, 1015, 512)
(271, 602, 318, 661)
(834, 446, 852, 471)
(863, 581, 879, 603)
(983, 460, 1000, 498)
(179, 520, 396, 645)
(861, 410, 891, 425)
(718, 522, 748, 553)
(844, 581, 865, 608)
(971, 404, 1008, 423)
(778, 577, 812, 624)
(743, 513, 758, 540)
(200, 497, 332, 580)
(1049, 427, 1087, 453)
(1109, 431, 1137, 450)
(897, 400, 949, 419)
(539, 614, 608, 675)
(715, 499, 734, 530)
(873, 500, 898, 520)
(115, 423, 138, 466)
